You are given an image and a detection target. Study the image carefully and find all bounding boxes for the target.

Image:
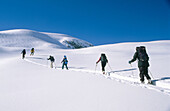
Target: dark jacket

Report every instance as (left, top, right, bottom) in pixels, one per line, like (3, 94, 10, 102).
(130, 52, 149, 67)
(21, 49, 26, 55)
(48, 56, 55, 62)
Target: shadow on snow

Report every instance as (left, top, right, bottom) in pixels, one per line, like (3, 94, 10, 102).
(109, 68, 137, 73)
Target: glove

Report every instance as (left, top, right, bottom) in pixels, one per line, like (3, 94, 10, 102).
(96, 62, 98, 64)
(129, 61, 131, 64)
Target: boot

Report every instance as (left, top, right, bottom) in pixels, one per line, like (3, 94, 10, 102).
(148, 79, 152, 84)
(140, 81, 144, 84)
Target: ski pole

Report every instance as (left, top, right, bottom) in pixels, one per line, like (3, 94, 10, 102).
(129, 64, 134, 75)
(108, 63, 113, 71)
(54, 62, 56, 69)
(47, 60, 49, 68)
(95, 64, 97, 74)
(148, 69, 154, 79)
(130, 63, 132, 67)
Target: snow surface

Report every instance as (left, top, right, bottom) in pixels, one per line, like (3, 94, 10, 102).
(0, 29, 170, 111)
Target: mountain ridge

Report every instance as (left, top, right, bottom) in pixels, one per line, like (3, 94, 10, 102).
(0, 29, 93, 49)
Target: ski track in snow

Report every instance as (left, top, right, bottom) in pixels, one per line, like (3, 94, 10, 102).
(24, 56, 170, 96)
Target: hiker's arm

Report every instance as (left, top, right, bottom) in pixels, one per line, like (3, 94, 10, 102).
(129, 52, 138, 63)
(96, 57, 101, 64)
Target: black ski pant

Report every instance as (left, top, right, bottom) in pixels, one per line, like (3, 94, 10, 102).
(22, 54, 25, 59)
(62, 63, 68, 69)
(101, 62, 107, 72)
(139, 66, 151, 82)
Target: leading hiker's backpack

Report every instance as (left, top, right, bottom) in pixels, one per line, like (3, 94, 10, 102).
(101, 54, 107, 62)
(138, 46, 148, 61)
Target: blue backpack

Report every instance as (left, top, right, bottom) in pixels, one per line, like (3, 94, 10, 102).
(63, 58, 68, 64)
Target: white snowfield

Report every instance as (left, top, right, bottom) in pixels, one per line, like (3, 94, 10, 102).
(0, 29, 170, 111)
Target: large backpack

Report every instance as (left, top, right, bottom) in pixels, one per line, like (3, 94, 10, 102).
(50, 56, 55, 62)
(101, 54, 107, 62)
(138, 46, 148, 61)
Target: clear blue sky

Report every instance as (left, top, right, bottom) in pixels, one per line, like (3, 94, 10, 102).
(0, 0, 169, 45)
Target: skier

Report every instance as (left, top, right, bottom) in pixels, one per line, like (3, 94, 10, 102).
(61, 55, 68, 70)
(129, 46, 151, 84)
(96, 53, 108, 74)
(30, 48, 34, 56)
(47, 55, 55, 68)
(21, 49, 26, 59)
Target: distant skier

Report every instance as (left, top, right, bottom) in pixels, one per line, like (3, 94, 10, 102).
(30, 48, 35, 56)
(47, 55, 55, 68)
(129, 46, 151, 84)
(61, 55, 68, 70)
(96, 53, 108, 74)
(21, 49, 26, 59)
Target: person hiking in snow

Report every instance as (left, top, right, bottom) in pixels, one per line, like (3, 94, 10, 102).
(30, 48, 35, 56)
(129, 46, 151, 84)
(96, 53, 108, 74)
(61, 55, 68, 70)
(47, 55, 55, 68)
(21, 49, 26, 59)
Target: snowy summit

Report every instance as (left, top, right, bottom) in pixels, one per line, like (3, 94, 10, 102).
(0, 29, 93, 49)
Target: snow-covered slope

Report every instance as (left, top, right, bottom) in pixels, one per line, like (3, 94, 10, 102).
(0, 29, 93, 49)
(0, 32, 170, 111)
